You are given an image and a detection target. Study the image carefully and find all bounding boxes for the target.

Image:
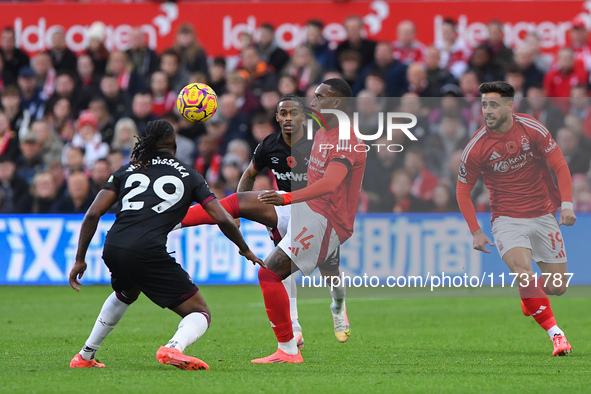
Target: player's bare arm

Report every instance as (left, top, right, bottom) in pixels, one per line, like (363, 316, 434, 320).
(237, 162, 260, 192)
(258, 161, 349, 206)
(203, 198, 265, 267)
(69, 189, 118, 291)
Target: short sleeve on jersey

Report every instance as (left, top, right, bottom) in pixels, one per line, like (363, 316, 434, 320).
(252, 141, 266, 171)
(191, 169, 216, 205)
(103, 166, 126, 194)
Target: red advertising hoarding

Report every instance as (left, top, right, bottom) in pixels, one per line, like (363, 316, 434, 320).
(1, 0, 590, 57)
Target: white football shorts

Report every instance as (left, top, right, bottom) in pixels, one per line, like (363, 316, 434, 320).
(491, 213, 567, 263)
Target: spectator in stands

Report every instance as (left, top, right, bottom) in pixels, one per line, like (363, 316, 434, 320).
(468, 44, 505, 83)
(444, 149, 464, 198)
(0, 27, 30, 86)
(149, 71, 176, 117)
(84, 22, 109, 75)
(555, 126, 591, 174)
(338, 49, 362, 88)
(569, 85, 591, 139)
(16, 132, 43, 184)
(305, 20, 335, 71)
(524, 31, 553, 72)
(403, 147, 438, 202)
(239, 45, 276, 97)
(392, 20, 425, 65)
(226, 139, 251, 167)
(505, 65, 526, 112)
(126, 27, 159, 81)
(566, 16, 591, 72)
(111, 117, 138, 163)
(429, 183, 459, 213)
(405, 62, 440, 97)
(283, 45, 323, 95)
(544, 48, 588, 113)
(221, 153, 245, 194)
(277, 74, 299, 96)
(18, 66, 45, 121)
(428, 85, 472, 128)
(47, 28, 77, 73)
(0, 55, 5, 92)
(0, 154, 29, 213)
(18, 171, 59, 214)
(107, 150, 125, 172)
(173, 23, 209, 75)
(89, 158, 110, 196)
(161, 112, 195, 165)
(424, 46, 456, 94)
(68, 110, 109, 169)
(225, 71, 260, 116)
(484, 20, 513, 70)
(31, 120, 63, 165)
(75, 53, 101, 99)
(130, 92, 156, 136)
(32, 52, 56, 99)
(353, 41, 407, 97)
(99, 73, 130, 122)
(513, 45, 545, 93)
(390, 169, 428, 213)
(106, 50, 145, 97)
(251, 113, 275, 143)
(459, 70, 482, 129)
(53, 171, 93, 214)
(209, 57, 227, 95)
(355, 89, 385, 135)
(217, 93, 250, 154)
(88, 97, 115, 145)
(160, 49, 190, 94)
(194, 133, 222, 185)
(259, 89, 281, 128)
(2, 85, 29, 139)
(572, 173, 591, 212)
(47, 160, 67, 199)
(398, 92, 430, 141)
(0, 111, 19, 161)
(336, 15, 376, 72)
(363, 70, 387, 98)
(363, 134, 404, 212)
(63, 146, 85, 175)
(257, 23, 290, 74)
(424, 114, 470, 177)
(45, 97, 75, 143)
(434, 18, 470, 80)
(47, 70, 90, 117)
(524, 84, 564, 137)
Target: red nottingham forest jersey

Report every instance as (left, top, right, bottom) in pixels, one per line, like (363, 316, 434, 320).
(458, 113, 561, 219)
(307, 126, 366, 243)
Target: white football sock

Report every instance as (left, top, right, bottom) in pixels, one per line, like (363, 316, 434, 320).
(282, 276, 300, 331)
(80, 292, 130, 360)
(329, 277, 346, 311)
(165, 312, 209, 353)
(278, 338, 298, 355)
(547, 325, 564, 337)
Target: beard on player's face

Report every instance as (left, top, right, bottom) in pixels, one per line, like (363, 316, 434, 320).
(486, 112, 509, 130)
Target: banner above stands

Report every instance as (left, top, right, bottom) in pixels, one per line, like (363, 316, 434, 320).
(3, 0, 591, 57)
(0, 213, 589, 287)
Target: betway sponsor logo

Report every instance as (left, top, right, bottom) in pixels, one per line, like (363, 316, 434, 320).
(492, 152, 533, 172)
(271, 168, 307, 182)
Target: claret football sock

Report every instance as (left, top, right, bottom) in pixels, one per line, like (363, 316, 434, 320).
(258, 268, 294, 352)
(182, 193, 240, 227)
(165, 312, 210, 353)
(519, 280, 557, 332)
(81, 292, 130, 360)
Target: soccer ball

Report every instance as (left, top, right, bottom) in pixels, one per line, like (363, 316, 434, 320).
(176, 83, 218, 123)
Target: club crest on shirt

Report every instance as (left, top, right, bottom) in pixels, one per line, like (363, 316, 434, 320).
(520, 136, 530, 151)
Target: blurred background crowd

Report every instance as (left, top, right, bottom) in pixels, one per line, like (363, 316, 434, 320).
(1, 14, 591, 215)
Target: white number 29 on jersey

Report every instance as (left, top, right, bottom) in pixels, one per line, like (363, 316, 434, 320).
(121, 173, 184, 213)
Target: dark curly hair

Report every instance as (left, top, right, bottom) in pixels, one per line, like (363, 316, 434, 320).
(130, 120, 175, 167)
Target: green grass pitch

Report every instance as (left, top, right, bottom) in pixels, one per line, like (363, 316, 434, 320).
(1, 285, 590, 393)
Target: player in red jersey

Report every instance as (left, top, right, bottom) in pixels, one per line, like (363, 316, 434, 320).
(456, 81, 576, 356)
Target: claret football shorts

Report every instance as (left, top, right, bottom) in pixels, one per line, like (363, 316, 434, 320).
(491, 213, 567, 264)
(278, 202, 341, 276)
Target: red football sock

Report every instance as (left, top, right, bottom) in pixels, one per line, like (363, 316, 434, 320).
(519, 280, 556, 331)
(536, 275, 552, 295)
(258, 268, 293, 343)
(182, 193, 240, 227)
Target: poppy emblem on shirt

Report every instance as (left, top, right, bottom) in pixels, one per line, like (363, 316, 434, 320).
(506, 141, 518, 154)
(287, 156, 297, 168)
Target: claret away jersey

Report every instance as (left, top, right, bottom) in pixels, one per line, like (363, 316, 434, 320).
(459, 113, 562, 219)
(103, 153, 215, 253)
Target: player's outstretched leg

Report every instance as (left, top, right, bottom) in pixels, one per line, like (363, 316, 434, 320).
(157, 292, 211, 370)
(252, 248, 303, 364)
(283, 275, 304, 348)
(320, 258, 350, 343)
(70, 290, 138, 368)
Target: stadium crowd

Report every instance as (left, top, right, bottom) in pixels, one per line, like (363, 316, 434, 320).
(1, 17, 591, 215)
